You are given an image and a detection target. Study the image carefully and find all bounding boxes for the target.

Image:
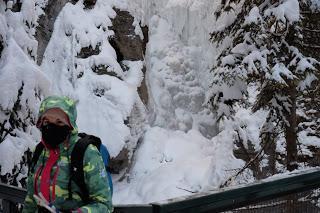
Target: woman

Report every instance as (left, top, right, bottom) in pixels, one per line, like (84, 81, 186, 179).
(23, 96, 112, 213)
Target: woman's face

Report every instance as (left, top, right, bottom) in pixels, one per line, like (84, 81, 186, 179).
(40, 108, 71, 128)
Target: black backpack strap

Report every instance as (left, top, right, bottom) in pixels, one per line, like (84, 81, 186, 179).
(68, 133, 101, 202)
(29, 142, 44, 175)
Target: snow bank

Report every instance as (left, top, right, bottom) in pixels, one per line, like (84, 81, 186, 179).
(113, 126, 243, 204)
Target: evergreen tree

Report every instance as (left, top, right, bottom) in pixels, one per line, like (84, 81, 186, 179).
(0, 2, 49, 186)
(209, 0, 320, 175)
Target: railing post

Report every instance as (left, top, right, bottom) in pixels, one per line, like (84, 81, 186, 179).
(2, 199, 17, 213)
(152, 203, 162, 213)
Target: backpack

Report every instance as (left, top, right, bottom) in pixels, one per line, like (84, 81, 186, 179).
(29, 133, 113, 203)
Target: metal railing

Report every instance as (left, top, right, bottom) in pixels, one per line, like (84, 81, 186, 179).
(1, 168, 320, 213)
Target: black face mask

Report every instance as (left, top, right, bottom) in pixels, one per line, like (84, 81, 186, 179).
(41, 123, 71, 148)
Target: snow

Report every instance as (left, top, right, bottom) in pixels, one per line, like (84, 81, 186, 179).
(244, 6, 261, 25)
(243, 50, 269, 75)
(296, 58, 316, 73)
(123, 60, 144, 88)
(231, 43, 254, 55)
(264, 0, 300, 23)
(0, 38, 49, 112)
(0, 14, 8, 37)
(128, 0, 217, 89)
(112, 0, 245, 203)
(138, 5, 219, 138)
(310, 0, 320, 11)
(297, 73, 318, 91)
(221, 55, 235, 66)
(113, 126, 244, 204)
(212, 0, 245, 32)
(299, 131, 320, 147)
(5, 12, 38, 58)
(146, 15, 214, 132)
(269, 63, 295, 84)
(0, 128, 40, 177)
(234, 107, 268, 151)
(0, 1, 49, 177)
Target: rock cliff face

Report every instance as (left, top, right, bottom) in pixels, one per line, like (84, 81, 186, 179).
(109, 8, 149, 105)
(110, 9, 147, 61)
(107, 9, 149, 174)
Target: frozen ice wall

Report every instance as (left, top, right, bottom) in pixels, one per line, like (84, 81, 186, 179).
(128, 0, 220, 137)
(113, 0, 245, 204)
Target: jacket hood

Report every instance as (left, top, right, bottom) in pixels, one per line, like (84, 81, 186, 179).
(37, 96, 78, 135)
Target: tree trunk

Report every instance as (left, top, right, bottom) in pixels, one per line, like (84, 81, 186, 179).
(285, 82, 298, 171)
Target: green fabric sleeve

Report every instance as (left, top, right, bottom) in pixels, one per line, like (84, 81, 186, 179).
(22, 172, 37, 213)
(74, 144, 113, 213)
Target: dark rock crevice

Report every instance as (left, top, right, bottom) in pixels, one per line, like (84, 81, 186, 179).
(91, 64, 122, 80)
(0, 35, 4, 59)
(138, 66, 149, 106)
(105, 9, 149, 175)
(77, 43, 101, 59)
(109, 8, 149, 105)
(139, 25, 149, 106)
(109, 9, 146, 61)
(108, 37, 124, 62)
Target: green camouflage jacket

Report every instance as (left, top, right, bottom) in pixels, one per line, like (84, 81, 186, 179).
(23, 96, 113, 213)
